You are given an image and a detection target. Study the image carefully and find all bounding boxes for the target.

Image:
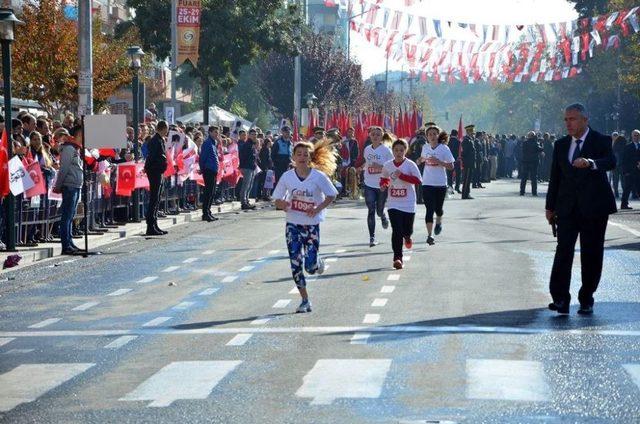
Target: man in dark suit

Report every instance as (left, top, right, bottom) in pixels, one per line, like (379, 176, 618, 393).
(144, 120, 169, 236)
(520, 131, 544, 196)
(545, 103, 617, 315)
(461, 125, 476, 199)
(449, 129, 461, 193)
(620, 129, 640, 210)
(199, 125, 220, 221)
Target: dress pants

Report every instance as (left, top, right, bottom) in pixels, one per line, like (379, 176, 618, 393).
(453, 162, 462, 190)
(202, 169, 217, 216)
(549, 210, 608, 307)
(461, 166, 473, 198)
(146, 172, 163, 227)
(520, 162, 538, 195)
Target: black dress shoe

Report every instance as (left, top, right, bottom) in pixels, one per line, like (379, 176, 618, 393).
(146, 228, 165, 236)
(577, 305, 593, 315)
(548, 302, 569, 314)
(621, 205, 633, 210)
(154, 227, 168, 235)
(61, 248, 79, 255)
(462, 195, 474, 200)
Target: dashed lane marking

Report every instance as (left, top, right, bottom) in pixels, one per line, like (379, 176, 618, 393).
(289, 288, 299, 294)
(182, 258, 199, 264)
(172, 302, 195, 311)
(372, 298, 388, 307)
(325, 258, 338, 263)
(198, 288, 220, 296)
(273, 299, 292, 309)
(72, 302, 100, 311)
(107, 288, 132, 296)
(268, 250, 281, 255)
(363, 314, 380, 324)
(3, 349, 35, 354)
(238, 265, 255, 272)
(380, 286, 395, 294)
(202, 250, 216, 255)
(610, 222, 640, 237)
(104, 336, 138, 350)
(335, 249, 347, 253)
(250, 317, 272, 325)
(142, 317, 173, 327)
(28, 318, 61, 329)
(0, 338, 15, 347)
(350, 333, 370, 345)
(387, 274, 400, 281)
(221, 276, 238, 283)
(226, 334, 252, 346)
(162, 266, 180, 273)
(137, 276, 158, 284)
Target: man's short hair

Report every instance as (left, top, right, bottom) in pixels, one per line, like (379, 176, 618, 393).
(632, 129, 640, 137)
(21, 114, 36, 125)
(565, 103, 588, 118)
(156, 120, 168, 132)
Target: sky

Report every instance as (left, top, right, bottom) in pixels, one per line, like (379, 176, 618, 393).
(350, 0, 579, 78)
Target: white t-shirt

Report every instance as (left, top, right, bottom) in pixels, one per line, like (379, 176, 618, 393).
(272, 168, 339, 226)
(381, 158, 422, 214)
(363, 144, 394, 189)
(421, 143, 455, 187)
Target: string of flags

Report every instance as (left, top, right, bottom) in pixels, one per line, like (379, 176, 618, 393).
(346, 0, 639, 84)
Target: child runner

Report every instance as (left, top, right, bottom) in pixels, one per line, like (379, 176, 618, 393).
(361, 126, 393, 247)
(272, 139, 338, 313)
(417, 126, 455, 245)
(380, 138, 422, 270)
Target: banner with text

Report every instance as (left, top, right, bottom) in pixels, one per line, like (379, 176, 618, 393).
(177, 0, 201, 67)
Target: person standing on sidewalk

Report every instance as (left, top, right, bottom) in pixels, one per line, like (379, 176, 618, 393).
(199, 125, 219, 221)
(144, 120, 169, 236)
(461, 125, 476, 199)
(546, 103, 617, 315)
(620, 130, 640, 210)
(520, 131, 544, 196)
(52, 127, 83, 255)
(239, 129, 258, 210)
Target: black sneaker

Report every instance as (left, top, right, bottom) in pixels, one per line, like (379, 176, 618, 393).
(577, 304, 593, 315)
(427, 236, 435, 245)
(434, 223, 442, 235)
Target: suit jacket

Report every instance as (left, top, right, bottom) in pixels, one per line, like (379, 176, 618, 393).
(449, 137, 460, 160)
(143, 133, 167, 175)
(545, 127, 617, 218)
(621, 142, 640, 175)
(461, 136, 475, 168)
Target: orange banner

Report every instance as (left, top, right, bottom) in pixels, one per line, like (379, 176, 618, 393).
(177, 0, 201, 67)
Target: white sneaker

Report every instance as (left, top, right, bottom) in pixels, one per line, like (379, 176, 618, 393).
(296, 299, 312, 313)
(316, 257, 325, 275)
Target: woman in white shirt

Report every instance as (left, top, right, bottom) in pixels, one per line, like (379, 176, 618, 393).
(361, 126, 394, 247)
(417, 126, 455, 245)
(273, 140, 338, 313)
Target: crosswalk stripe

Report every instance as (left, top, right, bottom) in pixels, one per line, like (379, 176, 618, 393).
(623, 364, 640, 390)
(273, 299, 292, 309)
(198, 288, 219, 296)
(104, 336, 138, 350)
(72, 301, 99, 311)
(162, 266, 180, 273)
(466, 359, 550, 402)
(371, 298, 388, 307)
(107, 288, 132, 296)
(29, 318, 61, 329)
(142, 317, 172, 327)
(363, 314, 380, 324)
(350, 333, 370, 345)
(226, 334, 252, 346)
(0, 337, 16, 347)
(296, 359, 391, 405)
(0, 363, 94, 412)
(221, 276, 238, 283)
(380, 285, 395, 293)
(119, 361, 242, 407)
(137, 276, 158, 284)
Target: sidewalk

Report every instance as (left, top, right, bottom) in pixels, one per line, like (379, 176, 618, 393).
(0, 200, 256, 272)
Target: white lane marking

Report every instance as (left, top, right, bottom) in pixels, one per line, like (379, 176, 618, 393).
(610, 222, 640, 237)
(296, 359, 391, 405)
(28, 318, 61, 329)
(119, 361, 242, 407)
(0, 363, 94, 412)
(107, 289, 132, 296)
(142, 317, 172, 327)
(273, 299, 292, 309)
(72, 302, 100, 311)
(253, 259, 266, 263)
(202, 250, 216, 255)
(162, 266, 180, 273)
(226, 334, 252, 346)
(371, 298, 388, 307)
(363, 314, 380, 324)
(404, 255, 411, 262)
(380, 286, 396, 294)
(623, 364, 640, 390)
(182, 258, 199, 264)
(289, 288, 299, 294)
(3, 349, 35, 354)
(387, 274, 400, 281)
(0, 337, 16, 347)
(238, 265, 255, 272)
(251, 317, 272, 325)
(104, 336, 138, 350)
(137, 276, 158, 284)
(221, 276, 238, 283)
(307, 277, 318, 282)
(268, 250, 281, 255)
(325, 258, 338, 263)
(198, 288, 219, 296)
(172, 302, 195, 311)
(335, 249, 347, 253)
(466, 359, 550, 402)
(350, 333, 371, 345)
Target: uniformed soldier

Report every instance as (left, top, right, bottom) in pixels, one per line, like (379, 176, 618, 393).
(461, 124, 476, 199)
(473, 131, 485, 189)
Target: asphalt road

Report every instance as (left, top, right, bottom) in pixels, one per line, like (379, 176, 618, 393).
(0, 180, 639, 424)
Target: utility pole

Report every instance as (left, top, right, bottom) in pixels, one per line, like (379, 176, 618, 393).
(294, 0, 307, 123)
(171, 0, 178, 118)
(77, 0, 93, 116)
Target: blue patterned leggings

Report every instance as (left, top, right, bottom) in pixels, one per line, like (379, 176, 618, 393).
(286, 223, 320, 289)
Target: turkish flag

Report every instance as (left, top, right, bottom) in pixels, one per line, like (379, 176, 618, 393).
(116, 162, 136, 196)
(25, 161, 47, 198)
(99, 148, 118, 158)
(164, 147, 176, 177)
(134, 162, 149, 190)
(0, 130, 9, 197)
(189, 163, 205, 186)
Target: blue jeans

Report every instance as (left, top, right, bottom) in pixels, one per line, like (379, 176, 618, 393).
(364, 186, 387, 238)
(60, 187, 81, 250)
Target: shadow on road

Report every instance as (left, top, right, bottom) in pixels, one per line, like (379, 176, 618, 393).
(170, 313, 291, 330)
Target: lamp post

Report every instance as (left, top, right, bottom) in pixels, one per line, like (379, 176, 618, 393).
(305, 93, 317, 131)
(0, 8, 24, 252)
(127, 46, 144, 222)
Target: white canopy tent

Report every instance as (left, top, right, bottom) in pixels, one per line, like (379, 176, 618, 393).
(176, 105, 253, 129)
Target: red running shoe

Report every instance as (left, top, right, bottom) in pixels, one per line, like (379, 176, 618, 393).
(393, 259, 403, 269)
(404, 237, 413, 250)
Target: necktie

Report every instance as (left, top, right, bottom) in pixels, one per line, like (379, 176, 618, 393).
(571, 139, 583, 163)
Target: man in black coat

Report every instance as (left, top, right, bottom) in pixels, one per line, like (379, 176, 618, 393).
(520, 131, 544, 196)
(545, 103, 617, 315)
(472, 131, 485, 188)
(620, 129, 640, 209)
(144, 120, 169, 236)
(461, 125, 476, 199)
(449, 129, 462, 193)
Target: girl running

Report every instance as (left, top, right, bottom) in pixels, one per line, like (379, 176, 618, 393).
(380, 138, 422, 269)
(272, 139, 338, 313)
(417, 126, 455, 246)
(361, 126, 393, 247)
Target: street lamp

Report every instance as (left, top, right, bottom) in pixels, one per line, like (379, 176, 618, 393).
(127, 46, 144, 222)
(305, 93, 317, 131)
(0, 8, 24, 252)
